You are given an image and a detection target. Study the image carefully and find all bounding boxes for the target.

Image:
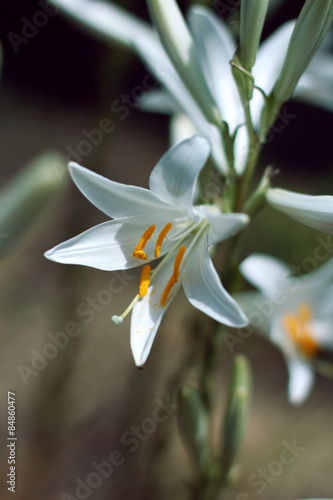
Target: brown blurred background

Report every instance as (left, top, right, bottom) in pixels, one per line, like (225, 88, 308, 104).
(0, 1, 333, 499)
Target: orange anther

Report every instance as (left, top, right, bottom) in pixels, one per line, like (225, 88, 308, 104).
(139, 265, 151, 297)
(132, 225, 155, 260)
(160, 245, 186, 306)
(282, 303, 318, 357)
(154, 223, 172, 258)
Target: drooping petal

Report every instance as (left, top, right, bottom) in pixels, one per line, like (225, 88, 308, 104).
(131, 247, 184, 366)
(286, 357, 314, 405)
(183, 235, 248, 327)
(240, 254, 290, 299)
(68, 163, 181, 219)
(188, 7, 243, 132)
(149, 136, 211, 218)
(266, 188, 333, 233)
(45, 216, 180, 271)
(49, 0, 155, 50)
(198, 207, 249, 246)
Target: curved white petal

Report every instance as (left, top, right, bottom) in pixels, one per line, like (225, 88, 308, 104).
(131, 247, 184, 366)
(234, 125, 250, 175)
(300, 256, 333, 298)
(50, 0, 154, 49)
(149, 136, 211, 218)
(251, 20, 295, 126)
(68, 163, 180, 219)
(45, 216, 180, 271)
(253, 20, 295, 95)
(312, 320, 333, 350)
(240, 253, 290, 299)
(267, 188, 333, 233)
(286, 357, 314, 405)
(183, 235, 248, 327)
(188, 6, 243, 132)
(198, 207, 249, 246)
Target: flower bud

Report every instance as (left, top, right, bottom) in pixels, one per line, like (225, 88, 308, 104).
(220, 355, 252, 475)
(0, 152, 68, 258)
(272, 0, 333, 104)
(239, 0, 269, 71)
(177, 385, 209, 470)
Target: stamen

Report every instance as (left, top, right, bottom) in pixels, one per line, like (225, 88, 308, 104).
(112, 293, 140, 326)
(132, 225, 155, 260)
(160, 245, 186, 306)
(112, 265, 152, 326)
(282, 303, 318, 357)
(139, 265, 151, 297)
(155, 223, 172, 258)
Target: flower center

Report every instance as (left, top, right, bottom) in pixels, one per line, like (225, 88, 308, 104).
(282, 303, 318, 357)
(112, 222, 186, 325)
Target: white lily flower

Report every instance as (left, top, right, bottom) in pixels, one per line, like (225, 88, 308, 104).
(267, 188, 333, 234)
(49, 0, 333, 174)
(45, 136, 249, 366)
(240, 254, 333, 404)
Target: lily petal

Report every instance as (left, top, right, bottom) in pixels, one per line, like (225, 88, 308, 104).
(149, 136, 211, 218)
(198, 207, 249, 246)
(240, 253, 290, 299)
(183, 235, 248, 327)
(253, 20, 295, 96)
(251, 20, 295, 126)
(133, 34, 228, 173)
(68, 163, 180, 219)
(286, 357, 314, 405)
(45, 216, 179, 271)
(49, 0, 154, 50)
(188, 6, 243, 132)
(266, 188, 333, 233)
(131, 247, 183, 366)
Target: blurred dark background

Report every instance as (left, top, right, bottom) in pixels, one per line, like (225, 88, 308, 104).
(0, 1, 332, 500)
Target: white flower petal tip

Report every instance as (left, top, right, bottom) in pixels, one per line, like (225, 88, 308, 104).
(266, 188, 333, 233)
(287, 359, 314, 405)
(112, 315, 123, 326)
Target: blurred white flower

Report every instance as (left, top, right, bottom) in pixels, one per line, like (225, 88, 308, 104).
(49, 0, 333, 174)
(267, 188, 333, 233)
(45, 136, 249, 366)
(240, 253, 333, 404)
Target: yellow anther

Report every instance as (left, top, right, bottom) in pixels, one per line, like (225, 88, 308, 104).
(132, 225, 155, 260)
(160, 245, 186, 306)
(139, 265, 151, 298)
(154, 222, 172, 258)
(282, 303, 318, 357)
